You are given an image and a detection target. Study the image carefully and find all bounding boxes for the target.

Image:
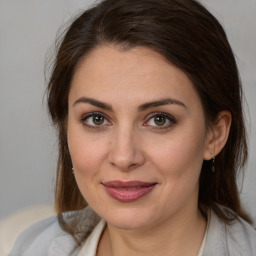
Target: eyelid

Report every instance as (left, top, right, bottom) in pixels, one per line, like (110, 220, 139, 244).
(80, 111, 112, 128)
(80, 111, 176, 130)
(143, 112, 177, 128)
(81, 111, 107, 120)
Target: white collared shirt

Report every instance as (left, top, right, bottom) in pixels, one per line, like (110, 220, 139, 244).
(77, 219, 106, 256)
(76, 218, 208, 256)
(4, 206, 256, 256)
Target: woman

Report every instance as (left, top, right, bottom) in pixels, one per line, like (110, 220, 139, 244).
(9, 0, 256, 255)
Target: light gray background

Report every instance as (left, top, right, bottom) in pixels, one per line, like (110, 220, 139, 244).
(0, 0, 255, 223)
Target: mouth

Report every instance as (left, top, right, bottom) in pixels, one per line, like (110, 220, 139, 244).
(102, 180, 157, 202)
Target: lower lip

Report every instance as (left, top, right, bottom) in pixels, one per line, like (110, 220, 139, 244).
(103, 185, 156, 202)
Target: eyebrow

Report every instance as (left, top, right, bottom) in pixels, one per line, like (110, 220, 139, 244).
(138, 98, 187, 111)
(73, 97, 187, 111)
(73, 97, 113, 111)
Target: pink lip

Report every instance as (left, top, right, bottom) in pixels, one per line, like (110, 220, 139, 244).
(102, 180, 157, 202)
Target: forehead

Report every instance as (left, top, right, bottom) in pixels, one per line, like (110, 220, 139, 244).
(69, 45, 201, 109)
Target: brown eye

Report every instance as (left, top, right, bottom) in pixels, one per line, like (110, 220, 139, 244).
(92, 115, 105, 125)
(154, 116, 167, 126)
(145, 113, 176, 129)
(81, 112, 110, 128)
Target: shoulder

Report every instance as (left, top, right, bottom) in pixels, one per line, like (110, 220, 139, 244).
(9, 215, 73, 256)
(204, 206, 256, 256)
(225, 214, 256, 254)
(0, 205, 55, 256)
(1, 206, 100, 256)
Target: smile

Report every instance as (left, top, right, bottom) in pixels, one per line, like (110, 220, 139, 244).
(102, 180, 157, 202)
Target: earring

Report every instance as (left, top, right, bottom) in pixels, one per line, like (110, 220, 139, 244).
(211, 156, 215, 173)
(72, 167, 74, 174)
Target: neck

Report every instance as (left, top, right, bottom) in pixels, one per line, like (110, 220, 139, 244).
(97, 206, 207, 256)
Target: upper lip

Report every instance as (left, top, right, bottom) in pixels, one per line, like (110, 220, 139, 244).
(102, 180, 157, 188)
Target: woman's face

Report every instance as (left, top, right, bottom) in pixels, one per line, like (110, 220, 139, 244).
(67, 46, 211, 230)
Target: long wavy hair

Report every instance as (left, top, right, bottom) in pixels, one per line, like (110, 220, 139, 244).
(47, 0, 250, 242)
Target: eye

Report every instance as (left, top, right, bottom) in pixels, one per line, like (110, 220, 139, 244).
(151, 115, 167, 126)
(81, 112, 111, 128)
(145, 113, 176, 129)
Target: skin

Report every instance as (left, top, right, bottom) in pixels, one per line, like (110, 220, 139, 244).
(67, 45, 231, 256)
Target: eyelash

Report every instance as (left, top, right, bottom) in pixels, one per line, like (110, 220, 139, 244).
(80, 112, 177, 130)
(143, 112, 177, 130)
(80, 112, 111, 129)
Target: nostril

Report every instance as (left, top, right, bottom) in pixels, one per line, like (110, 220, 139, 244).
(108, 136, 145, 171)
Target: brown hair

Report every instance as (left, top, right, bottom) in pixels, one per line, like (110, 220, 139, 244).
(47, 0, 250, 241)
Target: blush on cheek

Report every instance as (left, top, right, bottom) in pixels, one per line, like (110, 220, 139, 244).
(73, 152, 99, 174)
(152, 141, 203, 179)
(68, 133, 99, 164)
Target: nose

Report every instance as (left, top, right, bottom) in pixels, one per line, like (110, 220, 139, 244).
(108, 125, 145, 171)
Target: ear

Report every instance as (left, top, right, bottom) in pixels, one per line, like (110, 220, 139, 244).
(204, 110, 232, 160)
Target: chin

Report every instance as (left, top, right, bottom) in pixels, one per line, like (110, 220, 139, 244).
(102, 207, 156, 230)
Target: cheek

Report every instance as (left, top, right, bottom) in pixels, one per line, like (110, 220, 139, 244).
(148, 124, 206, 180)
(67, 129, 109, 204)
(67, 125, 108, 178)
(147, 131, 206, 211)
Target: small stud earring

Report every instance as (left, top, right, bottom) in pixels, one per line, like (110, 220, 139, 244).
(72, 167, 74, 174)
(211, 156, 215, 173)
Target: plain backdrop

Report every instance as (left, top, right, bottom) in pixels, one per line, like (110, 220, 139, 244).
(0, 0, 255, 223)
